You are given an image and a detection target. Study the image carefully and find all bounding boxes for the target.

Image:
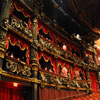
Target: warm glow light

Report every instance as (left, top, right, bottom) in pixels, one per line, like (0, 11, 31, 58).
(98, 57, 100, 60)
(13, 83, 18, 87)
(63, 45, 66, 51)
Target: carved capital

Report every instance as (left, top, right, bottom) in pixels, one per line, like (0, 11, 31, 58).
(32, 67, 38, 71)
(0, 50, 5, 58)
(0, 68, 3, 74)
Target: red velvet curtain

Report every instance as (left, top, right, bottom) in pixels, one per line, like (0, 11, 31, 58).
(57, 59, 70, 77)
(6, 32, 30, 64)
(55, 34, 67, 51)
(72, 66, 85, 80)
(90, 71, 98, 93)
(38, 21, 54, 43)
(14, 0, 30, 18)
(69, 42, 81, 58)
(0, 87, 24, 100)
(38, 51, 56, 73)
(10, 0, 31, 29)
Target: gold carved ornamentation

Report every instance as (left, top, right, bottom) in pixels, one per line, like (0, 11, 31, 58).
(6, 57, 32, 78)
(0, 50, 5, 58)
(0, 68, 3, 74)
(32, 67, 38, 71)
(31, 78, 41, 83)
(39, 70, 88, 91)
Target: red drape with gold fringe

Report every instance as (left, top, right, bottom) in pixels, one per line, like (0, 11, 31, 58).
(72, 66, 86, 80)
(10, 0, 31, 29)
(38, 21, 54, 43)
(6, 32, 30, 64)
(57, 59, 70, 76)
(55, 34, 68, 51)
(69, 42, 81, 58)
(38, 51, 56, 73)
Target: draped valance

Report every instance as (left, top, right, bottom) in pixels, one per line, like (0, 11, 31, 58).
(55, 34, 68, 52)
(38, 21, 54, 42)
(38, 51, 56, 72)
(69, 42, 81, 57)
(10, 0, 31, 28)
(6, 32, 30, 64)
(72, 66, 85, 80)
(10, 0, 31, 18)
(57, 59, 70, 75)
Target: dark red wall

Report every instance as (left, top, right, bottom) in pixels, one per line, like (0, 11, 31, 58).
(39, 87, 87, 100)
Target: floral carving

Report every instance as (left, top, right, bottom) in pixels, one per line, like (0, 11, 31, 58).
(6, 58, 31, 77)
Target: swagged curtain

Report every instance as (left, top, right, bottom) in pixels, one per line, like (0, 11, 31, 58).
(6, 32, 30, 64)
(10, 0, 31, 29)
(37, 21, 54, 43)
(37, 51, 56, 73)
(69, 42, 81, 58)
(57, 59, 70, 76)
(72, 66, 86, 80)
(55, 34, 67, 51)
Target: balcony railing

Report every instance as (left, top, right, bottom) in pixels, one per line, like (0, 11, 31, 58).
(36, 36, 97, 69)
(4, 56, 32, 78)
(2, 16, 33, 42)
(39, 69, 88, 91)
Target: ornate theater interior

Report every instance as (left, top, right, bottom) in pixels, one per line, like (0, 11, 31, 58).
(1, 0, 100, 100)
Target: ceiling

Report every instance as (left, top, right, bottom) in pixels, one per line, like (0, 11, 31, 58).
(42, 0, 100, 40)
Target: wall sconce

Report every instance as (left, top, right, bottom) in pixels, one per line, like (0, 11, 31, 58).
(63, 45, 66, 51)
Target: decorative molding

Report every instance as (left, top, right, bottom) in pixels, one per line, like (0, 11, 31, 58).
(0, 70, 32, 82)
(6, 57, 32, 78)
(0, 68, 3, 74)
(39, 70, 88, 91)
(31, 78, 41, 83)
(0, 50, 5, 59)
(3, 17, 33, 43)
(38, 36, 97, 70)
(32, 67, 38, 71)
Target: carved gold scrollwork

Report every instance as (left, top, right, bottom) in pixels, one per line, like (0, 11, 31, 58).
(4, 16, 32, 38)
(41, 72, 47, 82)
(6, 59, 31, 78)
(6, 60, 18, 73)
(21, 66, 31, 77)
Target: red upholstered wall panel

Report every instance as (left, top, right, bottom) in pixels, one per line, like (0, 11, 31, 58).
(39, 87, 87, 100)
(90, 71, 99, 93)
